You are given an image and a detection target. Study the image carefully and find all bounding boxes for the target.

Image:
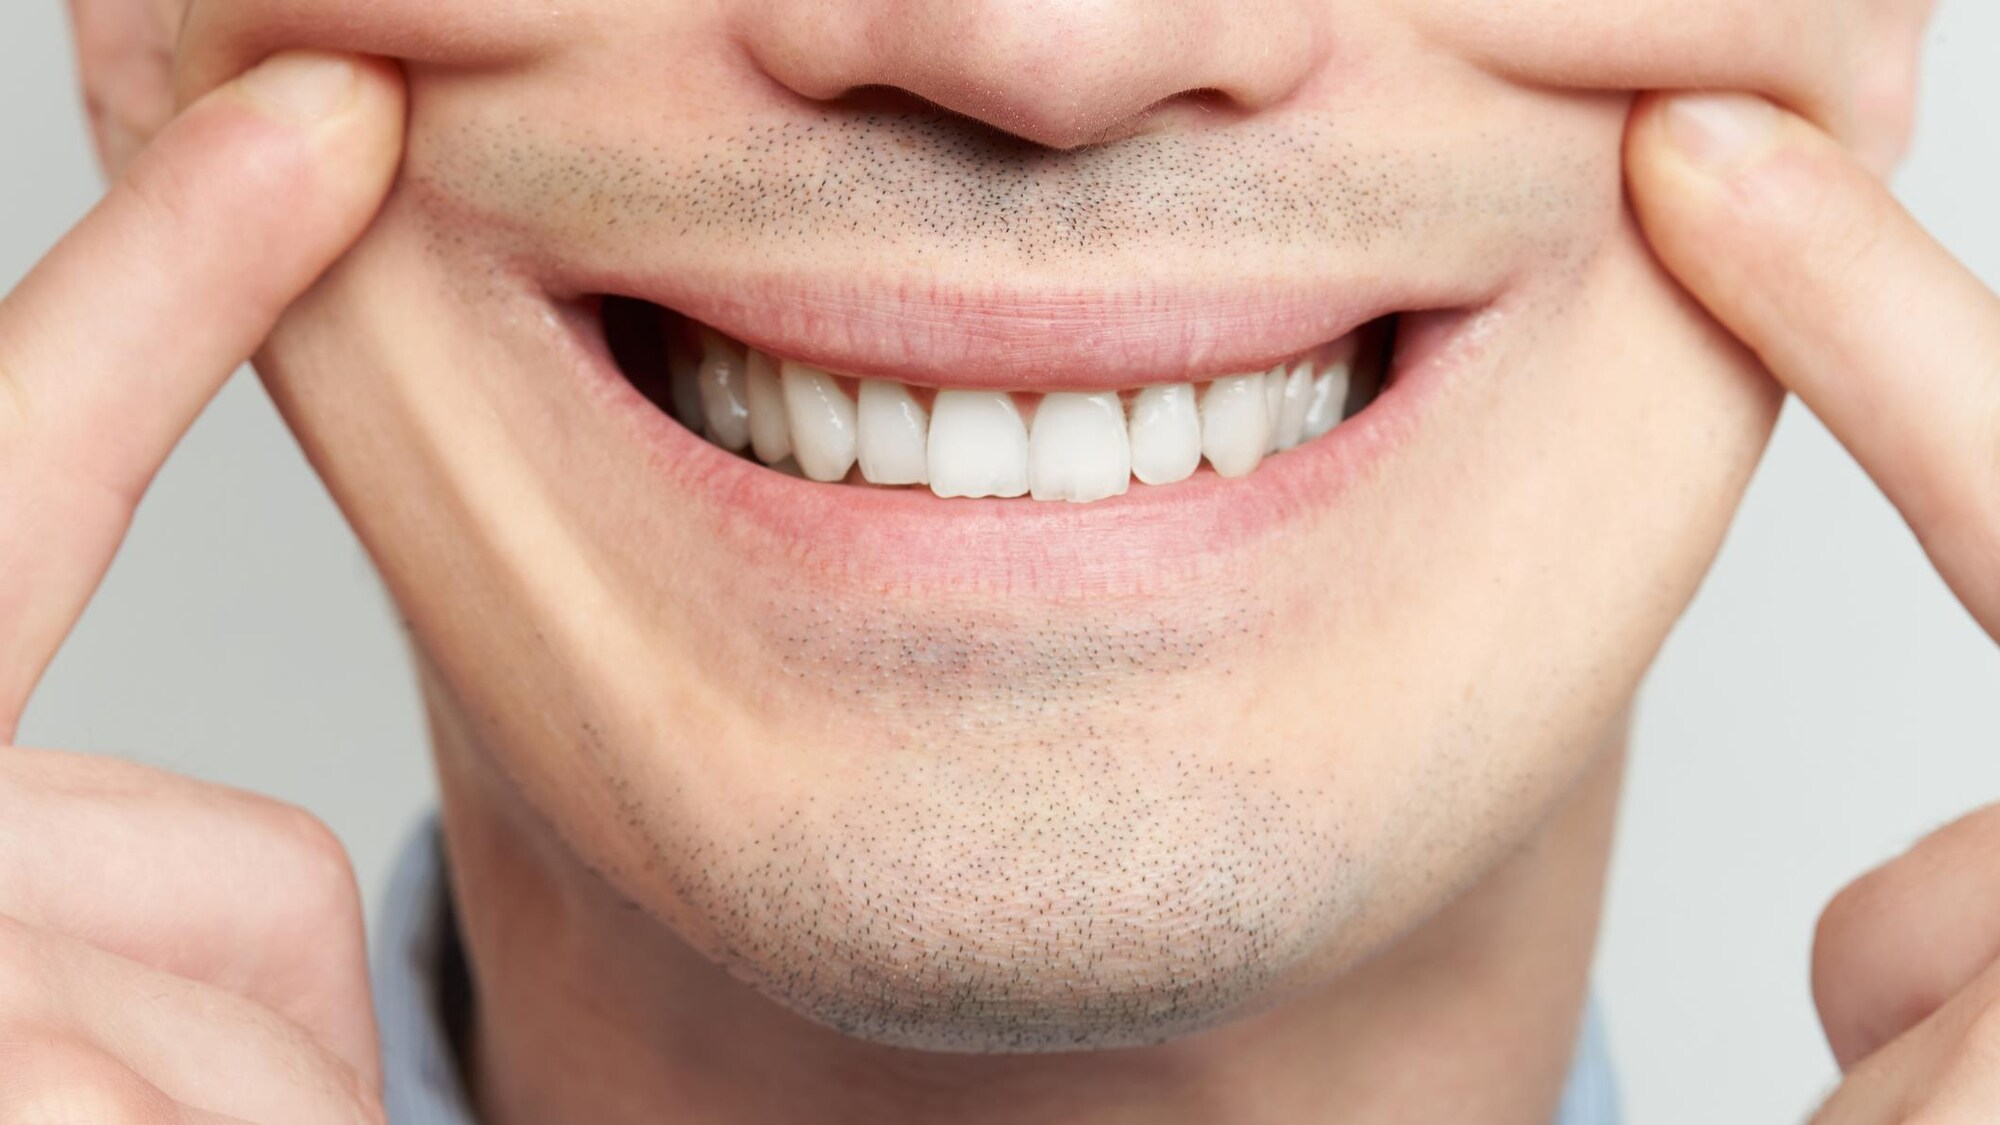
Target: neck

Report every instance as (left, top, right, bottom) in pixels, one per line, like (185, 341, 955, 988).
(428, 692, 1624, 1125)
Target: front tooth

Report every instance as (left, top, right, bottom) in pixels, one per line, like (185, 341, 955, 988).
(781, 361, 858, 482)
(1201, 374, 1271, 478)
(1127, 384, 1202, 486)
(745, 349, 791, 463)
(696, 332, 751, 451)
(856, 379, 930, 485)
(928, 390, 1029, 498)
(1301, 361, 1351, 441)
(1273, 361, 1314, 450)
(1029, 392, 1130, 503)
(1262, 365, 1288, 452)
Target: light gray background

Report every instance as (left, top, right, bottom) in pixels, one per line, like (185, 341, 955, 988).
(3, 5, 1996, 1122)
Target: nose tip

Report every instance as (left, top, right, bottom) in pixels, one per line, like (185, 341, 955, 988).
(750, 0, 1321, 150)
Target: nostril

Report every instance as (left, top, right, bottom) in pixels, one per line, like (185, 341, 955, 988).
(826, 83, 1139, 152)
(1133, 87, 1253, 135)
(826, 84, 1052, 147)
(831, 84, 948, 117)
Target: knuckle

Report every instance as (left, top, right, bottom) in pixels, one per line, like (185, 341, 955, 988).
(254, 800, 365, 931)
(1814, 865, 1891, 982)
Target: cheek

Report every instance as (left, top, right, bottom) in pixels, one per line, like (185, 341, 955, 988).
(1330, 210, 1782, 915)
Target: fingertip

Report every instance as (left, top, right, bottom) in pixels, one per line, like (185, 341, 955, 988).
(303, 54, 409, 237)
(1656, 93, 1784, 175)
(1621, 92, 1686, 210)
(227, 52, 408, 232)
(84, 51, 406, 343)
(1625, 93, 1786, 238)
(1624, 91, 1861, 309)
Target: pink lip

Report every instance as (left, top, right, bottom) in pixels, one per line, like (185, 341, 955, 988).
(553, 299, 1490, 596)
(549, 268, 1494, 390)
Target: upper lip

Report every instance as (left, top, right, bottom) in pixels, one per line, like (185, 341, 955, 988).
(558, 268, 1496, 390)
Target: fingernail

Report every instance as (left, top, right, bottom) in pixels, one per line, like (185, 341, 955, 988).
(1662, 93, 1781, 172)
(240, 52, 359, 126)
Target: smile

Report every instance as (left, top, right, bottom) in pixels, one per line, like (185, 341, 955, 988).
(547, 275, 1494, 593)
(602, 299, 1396, 503)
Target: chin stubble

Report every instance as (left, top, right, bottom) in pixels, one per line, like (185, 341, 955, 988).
(607, 596, 1367, 1052)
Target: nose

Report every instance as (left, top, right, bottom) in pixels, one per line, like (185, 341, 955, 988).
(742, 0, 1324, 150)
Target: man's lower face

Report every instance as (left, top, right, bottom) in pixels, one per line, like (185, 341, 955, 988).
(257, 14, 1778, 1052)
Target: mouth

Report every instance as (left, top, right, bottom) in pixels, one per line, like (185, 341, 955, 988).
(544, 273, 1491, 592)
(600, 298, 1397, 504)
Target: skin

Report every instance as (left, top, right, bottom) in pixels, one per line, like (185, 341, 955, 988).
(0, 1, 1992, 1122)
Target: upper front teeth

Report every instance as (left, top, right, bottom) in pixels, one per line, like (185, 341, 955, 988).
(781, 360, 858, 482)
(1029, 392, 1131, 503)
(1200, 374, 1271, 479)
(856, 379, 930, 486)
(1126, 383, 1203, 486)
(669, 335, 1369, 501)
(744, 350, 792, 464)
(929, 390, 1030, 498)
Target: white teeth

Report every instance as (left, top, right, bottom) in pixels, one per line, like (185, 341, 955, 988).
(675, 330, 1375, 498)
(1029, 392, 1131, 503)
(1126, 383, 1203, 486)
(1301, 361, 1350, 441)
(1262, 365, 1289, 452)
(696, 332, 752, 451)
(1272, 361, 1315, 451)
(669, 350, 706, 438)
(856, 379, 930, 485)
(780, 360, 858, 482)
(745, 349, 791, 463)
(1201, 374, 1272, 478)
(929, 390, 1029, 499)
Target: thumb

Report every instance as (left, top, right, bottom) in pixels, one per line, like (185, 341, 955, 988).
(1812, 806, 2000, 1072)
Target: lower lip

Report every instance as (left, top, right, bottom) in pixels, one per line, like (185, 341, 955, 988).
(554, 305, 1483, 596)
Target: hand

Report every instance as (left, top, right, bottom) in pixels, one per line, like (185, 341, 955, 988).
(1627, 93, 2000, 1120)
(0, 50, 403, 1120)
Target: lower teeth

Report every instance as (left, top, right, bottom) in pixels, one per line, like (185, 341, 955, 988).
(603, 300, 1391, 502)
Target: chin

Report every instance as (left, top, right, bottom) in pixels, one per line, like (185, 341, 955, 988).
(647, 730, 1370, 1052)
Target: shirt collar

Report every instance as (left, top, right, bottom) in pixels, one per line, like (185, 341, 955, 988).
(375, 817, 482, 1125)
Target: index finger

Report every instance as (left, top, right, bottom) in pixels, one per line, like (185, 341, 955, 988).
(1625, 92, 2000, 639)
(0, 52, 405, 734)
